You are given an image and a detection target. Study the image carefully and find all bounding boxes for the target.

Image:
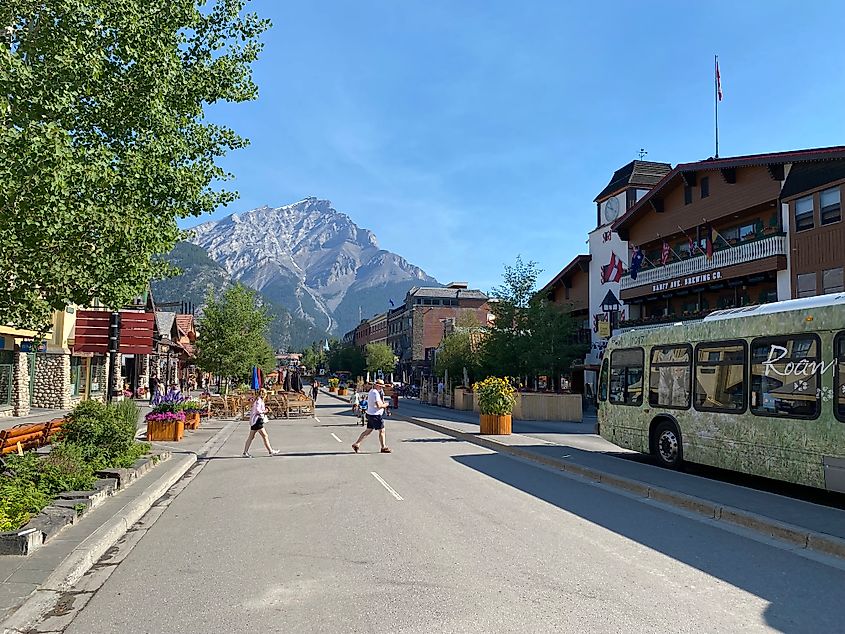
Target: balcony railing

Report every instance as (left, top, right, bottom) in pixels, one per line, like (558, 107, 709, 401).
(620, 234, 787, 291)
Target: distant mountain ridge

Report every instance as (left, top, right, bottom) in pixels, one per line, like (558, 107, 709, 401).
(189, 197, 440, 336)
(151, 242, 325, 350)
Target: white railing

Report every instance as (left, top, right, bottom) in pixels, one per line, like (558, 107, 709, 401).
(620, 235, 787, 291)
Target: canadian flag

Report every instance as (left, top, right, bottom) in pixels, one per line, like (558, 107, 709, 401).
(601, 253, 624, 284)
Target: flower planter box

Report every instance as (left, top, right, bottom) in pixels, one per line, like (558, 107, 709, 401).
(328, 387, 338, 393)
(338, 388, 348, 396)
(479, 414, 512, 435)
(146, 419, 184, 441)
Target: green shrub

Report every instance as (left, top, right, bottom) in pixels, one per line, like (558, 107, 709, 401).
(63, 400, 137, 470)
(110, 399, 140, 428)
(0, 477, 50, 532)
(38, 443, 96, 494)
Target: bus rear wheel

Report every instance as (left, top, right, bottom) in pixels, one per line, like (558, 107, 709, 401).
(652, 419, 683, 470)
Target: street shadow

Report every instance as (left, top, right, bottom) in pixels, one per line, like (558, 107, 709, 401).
(200, 451, 355, 460)
(402, 437, 462, 443)
(452, 452, 845, 633)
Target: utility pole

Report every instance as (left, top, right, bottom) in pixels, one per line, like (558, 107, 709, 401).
(106, 311, 120, 402)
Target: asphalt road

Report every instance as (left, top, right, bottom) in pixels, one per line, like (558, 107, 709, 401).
(62, 399, 845, 634)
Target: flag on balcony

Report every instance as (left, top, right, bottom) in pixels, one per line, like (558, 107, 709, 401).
(661, 241, 670, 265)
(705, 225, 714, 261)
(601, 252, 624, 284)
(629, 247, 644, 280)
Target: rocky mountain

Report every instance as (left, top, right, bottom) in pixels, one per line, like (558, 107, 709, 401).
(188, 198, 440, 336)
(152, 242, 325, 350)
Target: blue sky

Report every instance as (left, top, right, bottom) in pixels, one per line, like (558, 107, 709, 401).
(194, 0, 845, 292)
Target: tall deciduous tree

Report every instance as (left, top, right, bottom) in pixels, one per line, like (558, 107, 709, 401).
(195, 284, 275, 390)
(0, 1, 270, 330)
(365, 343, 395, 377)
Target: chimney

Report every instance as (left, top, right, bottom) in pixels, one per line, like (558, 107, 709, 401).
(446, 282, 469, 290)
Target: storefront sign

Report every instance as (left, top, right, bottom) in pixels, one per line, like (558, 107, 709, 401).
(651, 270, 723, 293)
(19, 341, 47, 353)
(598, 321, 611, 338)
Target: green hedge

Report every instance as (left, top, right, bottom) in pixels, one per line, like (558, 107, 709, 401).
(0, 400, 150, 532)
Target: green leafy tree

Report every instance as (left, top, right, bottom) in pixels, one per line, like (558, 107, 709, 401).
(0, 1, 270, 331)
(526, 298, 588, 389)
(195, 284, 275, 392)
(481, 256, 541, 378)
(365, 342, 396, 377)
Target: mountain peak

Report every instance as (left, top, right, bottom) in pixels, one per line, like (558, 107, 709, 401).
(189, 198, 438, 334)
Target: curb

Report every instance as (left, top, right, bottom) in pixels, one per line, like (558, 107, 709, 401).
(1, 453, 197, 633)
(391, 410, 845, 563)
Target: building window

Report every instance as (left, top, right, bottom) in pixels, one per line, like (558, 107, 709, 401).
(684, 185, 692, 205)
(751, 336, 820, 419)
(700, 176, 710, 199)
(70, 356, 89, 398)
(609, 348, 644, 406)
(820, 187, 841, 225)
(90, 356, 104, 393)
(797, 272, 817, 298)
(794, 195, 814, 231)
(649, 345, 691, 409)
(823, 267, 844, 294)
(694, 341, 746, 412)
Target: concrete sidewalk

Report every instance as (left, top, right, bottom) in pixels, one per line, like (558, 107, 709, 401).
(0, 417, 237, 629)
(388, 396, 845, 559)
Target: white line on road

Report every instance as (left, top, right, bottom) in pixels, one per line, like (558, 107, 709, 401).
(314, 417, 321, 423)
(371, 471, 404, 501)
(330, 432, 343, 443)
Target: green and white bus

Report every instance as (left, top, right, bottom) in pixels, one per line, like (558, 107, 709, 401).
(597, 294, 845, 492)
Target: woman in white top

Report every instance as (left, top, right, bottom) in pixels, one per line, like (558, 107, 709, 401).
(243, 388, 281, 457)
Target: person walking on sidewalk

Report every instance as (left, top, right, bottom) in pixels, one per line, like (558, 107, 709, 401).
(311, 378, 319, 403)
(243, 388, 281, 458)
(352, 379, 391, 453)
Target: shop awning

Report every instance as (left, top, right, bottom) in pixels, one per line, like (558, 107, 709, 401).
(119, 311, 155, 354)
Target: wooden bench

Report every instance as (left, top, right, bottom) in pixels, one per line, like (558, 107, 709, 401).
(0, 422, 49, 455)
(44, 418, 66, 443)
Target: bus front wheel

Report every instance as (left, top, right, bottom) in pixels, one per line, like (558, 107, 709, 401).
(651, 419, 683, 470)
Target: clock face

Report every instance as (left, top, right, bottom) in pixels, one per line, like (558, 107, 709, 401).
(604, 196, 620, 223)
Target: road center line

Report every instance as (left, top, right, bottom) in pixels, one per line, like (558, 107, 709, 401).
(371, 471, 404, 501)
(330, 432, 343, 443)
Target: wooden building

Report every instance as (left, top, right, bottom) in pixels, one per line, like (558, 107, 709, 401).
(611, 147, 845, 327)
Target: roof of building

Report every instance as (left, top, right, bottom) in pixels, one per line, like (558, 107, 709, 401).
(154, 311, 176, 339)
(175, 314, 194, 338)
(612, 146, 845, 234)
(594, 160, 672, 202)
(539, 255, 591, 295)
(780, 158, 845, 200)
(407, 286, 488, 300)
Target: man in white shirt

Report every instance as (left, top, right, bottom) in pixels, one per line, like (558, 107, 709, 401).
(352, 379, 391, 454)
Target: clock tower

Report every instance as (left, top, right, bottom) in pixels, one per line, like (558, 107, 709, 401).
(583, 160, 672, 388)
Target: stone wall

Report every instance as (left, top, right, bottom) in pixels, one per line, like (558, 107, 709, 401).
(32, 353, 71, 409)
(0, 361, 11, 417)
(12, 352, 31, 416)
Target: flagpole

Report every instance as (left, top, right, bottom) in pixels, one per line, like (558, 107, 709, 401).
(714, 54, 719, 158)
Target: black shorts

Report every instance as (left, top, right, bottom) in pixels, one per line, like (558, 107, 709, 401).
(250, 420, 265, 431)
(365, 414, 384, 430)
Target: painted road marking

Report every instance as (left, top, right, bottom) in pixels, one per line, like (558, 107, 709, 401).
(314, 417, 321, 423)
(371, 471, 404, 501)
(330, 432, 343, 443)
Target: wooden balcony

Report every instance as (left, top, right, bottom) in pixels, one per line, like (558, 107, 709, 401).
(620, 235, 788, 292)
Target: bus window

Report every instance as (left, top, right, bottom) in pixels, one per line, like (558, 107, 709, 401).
(609, 348, 644, 406)
(836, 333, 845, 423)
(694, 341, 746, 413)
(649, 345, 691, 409)
(751, 335, 820, 419)
(598, 358, 609, 402)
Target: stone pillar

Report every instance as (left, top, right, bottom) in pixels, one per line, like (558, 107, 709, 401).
(32, 353, 71, 409)
(12, 352, 31, 417)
